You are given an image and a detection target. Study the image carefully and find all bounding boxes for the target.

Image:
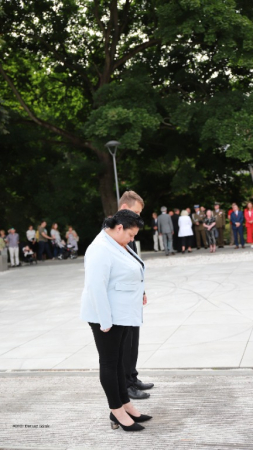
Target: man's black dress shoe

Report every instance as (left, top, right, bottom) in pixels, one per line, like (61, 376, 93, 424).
(127, 386, 150, 400)
(134, 379, 154, 390)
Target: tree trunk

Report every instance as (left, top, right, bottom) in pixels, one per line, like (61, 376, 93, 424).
(98, 151, 118, 217)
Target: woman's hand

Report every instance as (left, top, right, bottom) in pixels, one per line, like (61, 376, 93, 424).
(143, 294, 147, 305)
(100, 327, 111, 332)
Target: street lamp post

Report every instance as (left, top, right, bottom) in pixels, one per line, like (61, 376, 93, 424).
(105, 140, 121, 207)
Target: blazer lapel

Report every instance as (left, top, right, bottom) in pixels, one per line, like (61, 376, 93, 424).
(102, 230, 145, 273)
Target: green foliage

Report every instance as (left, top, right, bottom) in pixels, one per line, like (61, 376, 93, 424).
(0, 114, 102, 242)
(86, 104, 160, 150)
(157, 0, 253, 65)
(1, 0, 253, 247)
(0, 102, 9, 134)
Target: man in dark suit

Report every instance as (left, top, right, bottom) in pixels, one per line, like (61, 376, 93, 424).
(172, 208, 180, 252)
(118, 191, 154, 400)
(151, 212, 164, 251)
(230, 203, 245, 248)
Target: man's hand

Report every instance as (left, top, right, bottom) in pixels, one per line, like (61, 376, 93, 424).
(196, 222, 199, 226)
(143, 294, 147, 305)
(100, 327, 111, 332)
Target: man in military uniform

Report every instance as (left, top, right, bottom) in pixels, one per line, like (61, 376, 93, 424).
(192, 205, 207, 249)
(213, 202, 226, 248)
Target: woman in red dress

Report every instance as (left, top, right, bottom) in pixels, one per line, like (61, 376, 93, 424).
(244, 202, 253, 244)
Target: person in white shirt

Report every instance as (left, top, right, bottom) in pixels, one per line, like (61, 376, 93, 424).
(178, 210, 193, 253)
(26, 225, 37, 253)
(6, 228, 20, 267)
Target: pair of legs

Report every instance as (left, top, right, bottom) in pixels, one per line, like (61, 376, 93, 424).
(181, 236, 192, 253)
(153, 231, 164, 251)
(123, 326, 139, 388)
(89, 323, 141, 426)
(246, 225, 253, 243)
(173, 233, 181, 253)
(52, 245, 63, 258)
(233, 226, 245, 247)
(195, 228, 207, 248)
(216, 227, 224, 247)
(162, 233, 173, 255)
(38, 241, 52, 260)
(206, 230, 216, 252)
(229, 224, 234, 245)
(8, 247, 19, 266)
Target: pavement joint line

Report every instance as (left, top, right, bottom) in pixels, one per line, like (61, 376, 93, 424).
(239, 326, 253, 367)
(0, 368, 253, 377)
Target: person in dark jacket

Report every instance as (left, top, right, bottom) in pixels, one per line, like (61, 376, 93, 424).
(104, 191, 154, 401)
(171, 208, 180, 252)
(230, 204, 245, 249)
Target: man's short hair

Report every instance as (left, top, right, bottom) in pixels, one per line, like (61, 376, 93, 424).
(118, 191, 144, 209)
(161, 206, 167, 212)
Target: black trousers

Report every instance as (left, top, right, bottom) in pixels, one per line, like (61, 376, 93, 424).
(173, 233, 181, 252)
(38, 241, 52, 260)
(89, 323, 130, 409)
(181, 236, 192, 249)
(123, 326, 139, 388)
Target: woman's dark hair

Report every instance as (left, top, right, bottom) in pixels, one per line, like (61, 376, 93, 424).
(104, 210, 144, 230)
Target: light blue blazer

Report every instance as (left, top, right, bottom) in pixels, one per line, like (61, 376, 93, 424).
(80, 230, 145, 330)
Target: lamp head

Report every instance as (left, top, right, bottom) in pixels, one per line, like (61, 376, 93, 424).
(105, 140, 121, 156)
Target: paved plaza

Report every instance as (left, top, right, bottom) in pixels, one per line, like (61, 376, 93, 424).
(1, 247, 253, 449)
(0, 246, 253, 370)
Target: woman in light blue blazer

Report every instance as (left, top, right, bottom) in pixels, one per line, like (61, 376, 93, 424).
(80, 210, 152, 432)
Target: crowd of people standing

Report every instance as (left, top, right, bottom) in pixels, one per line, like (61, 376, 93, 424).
(0, 221, 79, 267)
(152, 201, 253, 255)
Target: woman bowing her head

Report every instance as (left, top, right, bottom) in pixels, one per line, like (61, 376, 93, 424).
(80, 209, 152, 432)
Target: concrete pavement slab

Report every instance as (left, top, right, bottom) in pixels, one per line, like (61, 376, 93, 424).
(0, 371, 253, 450)
(160, 324, 253, 345)
(141, 341, 247, 368)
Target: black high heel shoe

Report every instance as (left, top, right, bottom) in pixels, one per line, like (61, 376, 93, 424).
(126, 412, 152, 423)
(110, 412, 145, 431)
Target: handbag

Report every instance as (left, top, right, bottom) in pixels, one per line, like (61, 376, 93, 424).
(214, 228, 219, 238)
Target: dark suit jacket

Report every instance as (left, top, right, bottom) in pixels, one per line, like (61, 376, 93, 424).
(230, 211, 244, 229)
(171, 214, 180, 235)
(151, 218, 159, 235)
(128, 240, 137, 253)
